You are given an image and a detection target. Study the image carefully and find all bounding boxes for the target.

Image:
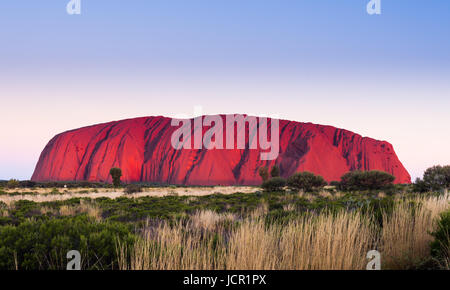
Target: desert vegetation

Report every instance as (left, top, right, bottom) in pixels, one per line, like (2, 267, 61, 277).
(0, 166, 449, 270)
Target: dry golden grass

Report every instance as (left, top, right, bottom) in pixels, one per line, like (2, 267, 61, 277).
(59, 205, 77, 216)
(79, 200, 103, 221)
(118, 210, 378, 270)
(250, 202, 269, 219)
(3, 185, 448, 270)
(226, 218, 280, 270)
(190, 210, 236, 231)
(381, 193, 450, 269)
(333, 191, 344, 198)
(117, 221, 226, 270)
(116, 193, 450, 270)
(278, 211, 376, 270)
(318, 190, 333, 198)
(1, 209, 9, 217)
(377, 192, 386, 198)
(39, 206, 57, 215)
(56, 201, 103, 221)
(283, 203, 296, 212)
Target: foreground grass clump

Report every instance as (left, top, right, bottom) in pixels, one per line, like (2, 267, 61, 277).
(380, 194, 449, 269)
(116, 193, 449, 270)
(117, 210, 375, 270)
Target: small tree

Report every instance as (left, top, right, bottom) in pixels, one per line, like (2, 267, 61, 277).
(421, 165, 450, 192)
(287, 172, 327, 192)
(109, 168, 122, 187)
(258, 166, 269, 182)
(339, 170, 395, 190)
(270, 165, 280, 178)
(413, 177, 429, 193)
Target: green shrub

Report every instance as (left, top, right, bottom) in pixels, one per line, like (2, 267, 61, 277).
(258, 167, 269, 182)
(413, 177, 429, 193)
(19, 180, 36, 188)
(329, 181, 340, 187)
(6, 179, 20, 189)
(0, 216, 135, 270)
(339, 170, 395, 190)
(415, 165, 450, 192)
(262, 177, 286, 192)
(109, 168, 122, 187)
(125, 184, 143, 194)
(270, 165, 280, 178)
(430, 210, 450, 269)
(287, 172, 327, 192)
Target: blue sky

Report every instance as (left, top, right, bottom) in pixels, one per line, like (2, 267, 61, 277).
(0, 0, 449, 180)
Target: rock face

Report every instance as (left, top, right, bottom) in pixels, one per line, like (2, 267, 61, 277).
(31, 115, 411, 185)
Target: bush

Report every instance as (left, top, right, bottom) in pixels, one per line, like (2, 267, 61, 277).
(0, 216, 135, 270)
(339, 170, 395, 191)
(258, 167, 269, 182)
(19, 180, 36, 188)
(413, 177, 429, 193)
(430, 210, 450, 269)
(6, 179, 20, 189)
(270, 165, 280, 178)
(109, 168, 122, 187)
(329, 181, 340, 187)
(262, 177, 286, 192)
(415, 165, 450, 192)
(125, 184, 143, 194)
(287, 172, 327, 192)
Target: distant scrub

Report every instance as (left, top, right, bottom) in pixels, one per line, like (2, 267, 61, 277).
(6, 179, 20, 189)
(125, 184, 143, 194)
(287, 172, 327, 192)
(339, 170, 395, 191)
(262, 177, 286, 192)
(414, 165, 450, 192)
(0, 180, 113, 189)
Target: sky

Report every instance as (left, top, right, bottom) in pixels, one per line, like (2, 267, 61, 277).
(0, 0, 449, 181)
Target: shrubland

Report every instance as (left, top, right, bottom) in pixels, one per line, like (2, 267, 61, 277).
(0, 166, 448, 270)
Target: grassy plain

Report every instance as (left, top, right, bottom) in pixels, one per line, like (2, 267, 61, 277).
(0, 185, 448, 270)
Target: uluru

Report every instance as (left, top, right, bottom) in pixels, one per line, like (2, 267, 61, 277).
(31, 115, 411, 185)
